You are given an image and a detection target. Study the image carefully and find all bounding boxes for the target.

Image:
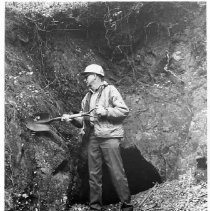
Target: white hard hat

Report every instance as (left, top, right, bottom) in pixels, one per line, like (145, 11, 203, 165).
(81, 64, 104, 76)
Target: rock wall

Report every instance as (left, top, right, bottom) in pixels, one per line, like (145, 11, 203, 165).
(121, 17, 206, 180)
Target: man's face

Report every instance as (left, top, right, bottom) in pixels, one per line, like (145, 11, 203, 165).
(84, 73, 96, 87)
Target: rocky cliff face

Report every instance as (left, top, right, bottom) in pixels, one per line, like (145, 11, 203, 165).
(5, 2, 206, 210)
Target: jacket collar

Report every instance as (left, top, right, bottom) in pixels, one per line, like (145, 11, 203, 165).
(89, 81, 108, 93)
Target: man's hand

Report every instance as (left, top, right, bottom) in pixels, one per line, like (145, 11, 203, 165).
(61, 113, 73, 122)
(95, 105, 108, 117)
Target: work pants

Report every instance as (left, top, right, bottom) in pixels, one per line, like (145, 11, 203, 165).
(87, 137, 131, 211)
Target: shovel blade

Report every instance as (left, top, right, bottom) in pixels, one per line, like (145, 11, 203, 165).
(26, 121, 51, 132)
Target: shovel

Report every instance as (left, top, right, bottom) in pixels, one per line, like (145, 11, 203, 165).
(25, 109, 94, 150)
(26, 121, 52, 132)
(26, 108, 95, 132)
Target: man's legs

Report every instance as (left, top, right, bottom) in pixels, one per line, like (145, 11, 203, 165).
(100, 138, 133, 211)
(87, 137, 103, 210)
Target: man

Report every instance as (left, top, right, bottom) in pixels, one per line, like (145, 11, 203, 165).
(62, 64, 133, 211)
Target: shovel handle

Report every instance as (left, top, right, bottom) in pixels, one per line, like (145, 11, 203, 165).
(66, 109, 95, 119)
(51, 117, 62, 121)
(66, 112, 91, 119)
(33, 109, 96, 124)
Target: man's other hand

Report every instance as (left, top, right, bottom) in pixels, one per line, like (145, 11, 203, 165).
(95, 105, 108, 117)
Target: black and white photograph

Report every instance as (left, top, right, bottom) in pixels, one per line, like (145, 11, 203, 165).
(4, 1, 207, 211)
